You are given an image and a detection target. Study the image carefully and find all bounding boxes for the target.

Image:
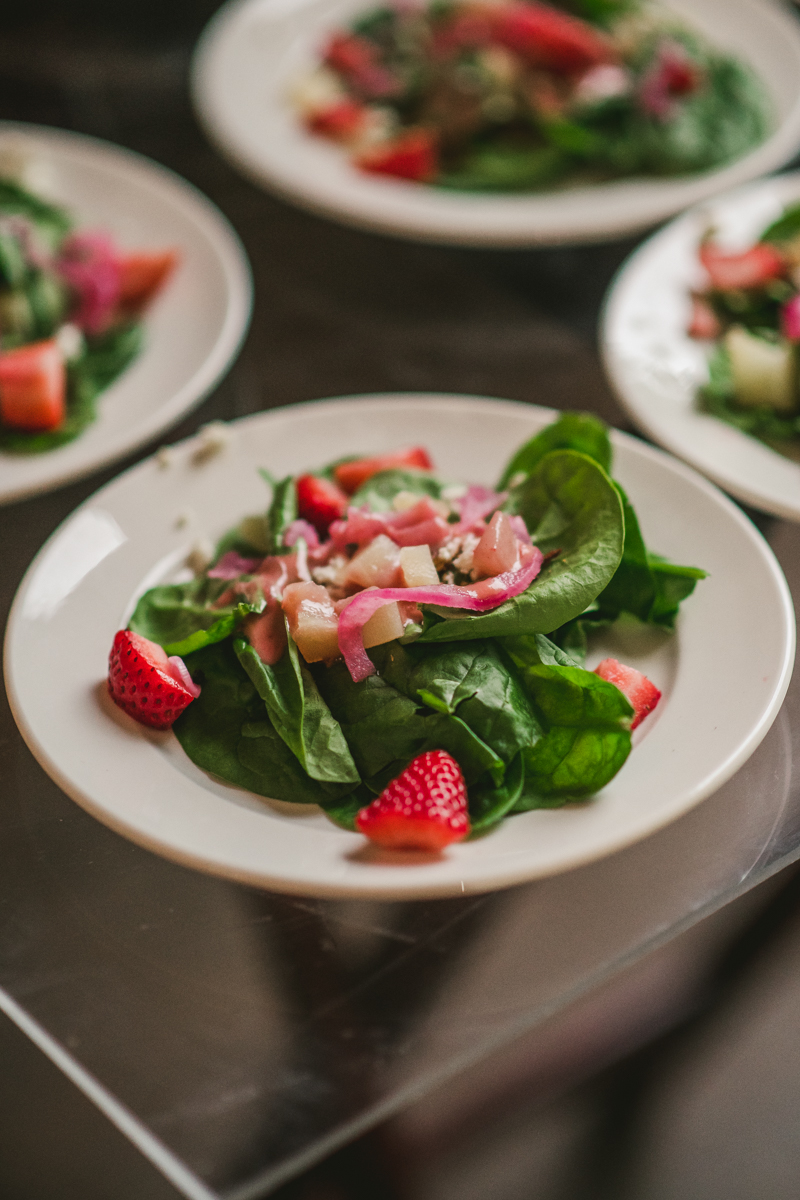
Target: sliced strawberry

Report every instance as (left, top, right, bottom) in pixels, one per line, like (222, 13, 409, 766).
(307, 100, 368, 141)
(699, 242, 785, 292)
(108, 630, 199, 729)
(687, 294, 722, 340)
(356, 750, 470, 850)
(324, 31, 377, 76)
(334, 446, 434, 494)
(117, 251, 178, 313)
(0, 338, 65, 431)
(491, 3, 614, 74)
(357, 129, 439, 182)
(296, 474, 349, 535)
(594, 658, 661, 731)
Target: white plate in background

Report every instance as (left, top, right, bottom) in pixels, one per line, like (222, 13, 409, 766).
(192, 0, 800, 246)
(4, 395, 794, 897)
(603, 171, 800, 521)
(0, 122, 252, 505)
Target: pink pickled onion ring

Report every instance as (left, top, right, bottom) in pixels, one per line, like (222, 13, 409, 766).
(207, 551, 262, 579)
(167, 656, 201, 698)
(337, 546, 544, 682)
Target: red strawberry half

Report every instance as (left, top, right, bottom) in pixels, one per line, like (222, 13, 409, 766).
(356, 750, 470, 851)
(699, 241, 785, 292)
(108, 630, 199, 729)
(296, 474, 349, 535)
(334, 446, 433, 494)
(594, 658, 661, 730)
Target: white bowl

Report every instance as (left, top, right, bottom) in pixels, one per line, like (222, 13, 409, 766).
(602, 170, 800, 521)
(0, 123, 252, 505)
(192, 0, 800, 247)
(4, 395, 794, 898)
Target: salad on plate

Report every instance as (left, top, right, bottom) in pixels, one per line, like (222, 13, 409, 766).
(107, 412, 705, 852)
(293, 0, 767, 190)
(690, 201, 800, 454)
(0, 176, 177, 453)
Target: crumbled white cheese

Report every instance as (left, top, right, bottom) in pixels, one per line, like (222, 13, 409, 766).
(290, 67, 346, 116)
(312, 554, 348, 587)
(156, 446, 176, 470)
(453, 532, 480, 575)
(192, 421, 233, 464)
(55, 323, 84, 361)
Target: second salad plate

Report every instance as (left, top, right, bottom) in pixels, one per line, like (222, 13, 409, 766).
(0, 123, 252, 505)
(192, 0, 800, 246)
(4, 395, 795, 898)
(603, 171, 800, 521)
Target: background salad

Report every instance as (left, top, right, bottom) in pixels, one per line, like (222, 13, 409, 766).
(293, 0, 767, 191)
(692, 202, 800, 453)
(112, 412, 705, 841)
(0, 177, 176, 453)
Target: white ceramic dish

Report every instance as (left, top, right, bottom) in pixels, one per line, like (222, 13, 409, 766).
(4, 395, 795, 898)
(0, 123, 252, 505)
(192, 0, 800, 247)
(603, 171, 800, 521)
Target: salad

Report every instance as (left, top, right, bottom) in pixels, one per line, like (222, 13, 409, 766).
(107, 412, 705, 850)
(292, 0, 767, 191)
(691, 202, 800, 452)
(0, 177, 176, 453)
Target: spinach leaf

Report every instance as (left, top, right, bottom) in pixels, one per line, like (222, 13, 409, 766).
(595, 485, 706, 629)
(266, 476, 297, 553)
(312, 658, 504, 792)
(518, 726, 631, 805)
(235, 633, 359, 785)
(319, 786, 373, 831)
(469, 753, 526, 836)
(420, 450, 624, 642)
(502, 631, 582, 670)
(514, 663, 633, 803)
(371, 639, 543, 767)
(497, 411, 612, 488)
(164, 602, 263, 657)
(0, 178, 72, 247)
(761, 202, 800, 246)
(173, 640, 352, 805)
(349, 467, 452, 512)
(129, 576, 251, 648)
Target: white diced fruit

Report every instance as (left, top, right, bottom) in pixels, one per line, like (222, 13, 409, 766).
(281, 582, 340, 663)
(362, 602, 405, 649)
(400, 544, 439, 587)
(344, 534, 401, 590)
(725, 325, 797, 412)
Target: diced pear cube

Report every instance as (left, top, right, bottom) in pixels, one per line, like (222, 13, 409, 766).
(362, 601, 405, 649)
(344, 534, 401, 590)
(725, 325, 797, 412)
(281, 581, 340, 662)
(400, 543, 439, 587)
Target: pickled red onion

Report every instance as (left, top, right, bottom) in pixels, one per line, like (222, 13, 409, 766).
(337, 546, 544, 681)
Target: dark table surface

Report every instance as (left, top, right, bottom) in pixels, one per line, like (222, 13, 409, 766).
(3, 8, 800, 1199)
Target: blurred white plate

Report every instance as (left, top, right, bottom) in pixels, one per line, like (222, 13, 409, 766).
(0, 123, 252, 505)
(603, 171, 800, 521)
(4, 395, 794, 898)
(192, 0, 800, 247)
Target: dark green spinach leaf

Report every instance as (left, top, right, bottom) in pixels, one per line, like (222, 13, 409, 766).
(236, 631, 359, 785)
